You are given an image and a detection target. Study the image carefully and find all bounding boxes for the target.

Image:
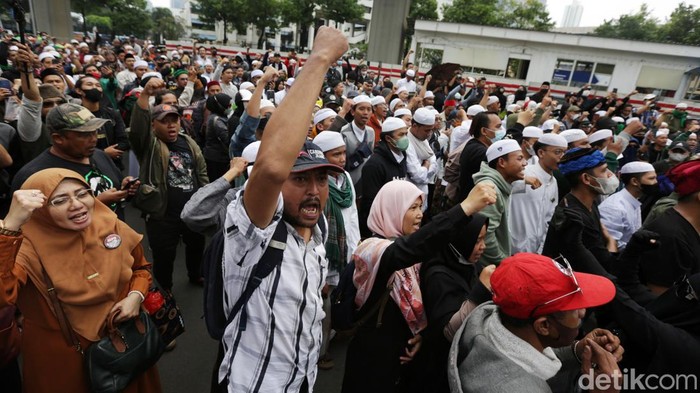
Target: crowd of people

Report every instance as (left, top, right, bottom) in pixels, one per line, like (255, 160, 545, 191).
(0, 24, 698, 393)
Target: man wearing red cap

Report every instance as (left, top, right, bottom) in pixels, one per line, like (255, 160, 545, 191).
(641, 158, 700, 293)
(448, 253, 623, 393)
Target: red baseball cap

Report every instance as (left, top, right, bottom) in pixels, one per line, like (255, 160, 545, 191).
(491, 253, 615, 319)
(444, 99, 458, 108)
(667, 159, 700, 197)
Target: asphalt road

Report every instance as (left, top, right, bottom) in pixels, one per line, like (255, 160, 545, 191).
(125, 206, 348, 393)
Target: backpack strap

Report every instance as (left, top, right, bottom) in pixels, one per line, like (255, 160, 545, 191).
(225, 220, 288, 332)
(354, 281, 393, 329)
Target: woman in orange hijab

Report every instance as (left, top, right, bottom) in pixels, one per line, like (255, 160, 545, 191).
(0, 168, 161, 392)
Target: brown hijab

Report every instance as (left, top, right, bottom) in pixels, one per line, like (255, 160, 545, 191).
(17, 168, 142, 341)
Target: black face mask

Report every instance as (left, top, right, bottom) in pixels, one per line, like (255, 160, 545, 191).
(83, 88, 103, 103)
(641, 183, 660, 197)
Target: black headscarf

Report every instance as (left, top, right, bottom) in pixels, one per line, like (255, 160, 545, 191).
(206, 93, 232, 117)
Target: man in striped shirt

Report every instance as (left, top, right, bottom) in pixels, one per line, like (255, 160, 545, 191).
(217, 27, 349, 393)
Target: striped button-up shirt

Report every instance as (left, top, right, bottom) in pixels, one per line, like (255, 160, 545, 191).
(219, 190, 328, 393)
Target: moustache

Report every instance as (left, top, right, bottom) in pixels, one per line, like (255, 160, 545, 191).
(300, 197, 321, 208)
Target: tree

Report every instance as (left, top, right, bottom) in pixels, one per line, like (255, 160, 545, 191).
(191, 0, 242, 44)
(71, 0, 101, 36)
(279, 0, 317, 50)
(404, 0, 438, 54)
(151, 8, 186, 43)
(441, 0, 507, 26)
(593, 4, 658, 42)
(659, 2, 700, 45)
(508, 0, 554, 31)
(241, 0, 282, 48)
(317, 0, 364, 25)
(85, 15, 112, 33)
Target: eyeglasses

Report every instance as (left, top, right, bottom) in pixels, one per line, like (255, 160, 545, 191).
(547, 148, 566, 156)
(49, 188, 94, 207)
(529, 255, 581, 318)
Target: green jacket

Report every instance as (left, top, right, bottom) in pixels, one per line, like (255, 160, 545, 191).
(473, 162, 513, 266)
(129, 104, 208, 218)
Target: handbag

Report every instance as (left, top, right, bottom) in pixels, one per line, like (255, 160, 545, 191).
(0, 305, 20, 368)
(143, 285, 185, 346)
(85, 311, 164, 393)
(39, 264, 164, 393)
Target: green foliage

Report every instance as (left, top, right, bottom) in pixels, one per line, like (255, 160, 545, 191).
(441, 0, 552, 31)
(658, 2, 700, 45)
(151, 8, 186, 42)
(593, 4, 658, 41)
(85, 15, 112, 31)
(410, 0, 438, 21)
(317, 0, 364, 24)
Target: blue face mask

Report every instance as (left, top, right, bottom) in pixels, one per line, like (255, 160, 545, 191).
(490, 129, 506, 143)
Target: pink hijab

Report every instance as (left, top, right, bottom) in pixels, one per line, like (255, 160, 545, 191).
(354, 180, 427, 335)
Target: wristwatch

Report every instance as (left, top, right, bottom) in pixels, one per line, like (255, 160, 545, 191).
(0, 220, 22, 236)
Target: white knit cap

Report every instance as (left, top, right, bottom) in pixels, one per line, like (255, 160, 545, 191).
(486, 96, 499, 106)
(313, 108, 337, 125)
(250, 69, 263, 78)
(406, 69, 415, 77)
(588, 129, 613, 144)
(260, 99, 275, 109)
(382, 117, 408, 133)
(626, 117, 640, 125)
(538, 133, 568, 148)
(655, 129, 669, 137)
(239, 89, 253, 102)
(389, 98, 404, 112)
(620, 161, 654, 175)
(424, 90, 434, 99)
(352, 94, 372, 106)
(413, 107, 436, 126)
(523, 126, 543, 138)
(370, 96, 386, 106)
(467, 105, 486, 117)
(242, 141, 261, 163)
(541, 119, 559, 131)
(394, 108, 412, 118)
(486, 139, 521, 163)
(240, 81, 255, 91)
(313, 131, 345, 152)
(134, 60, 149, 69)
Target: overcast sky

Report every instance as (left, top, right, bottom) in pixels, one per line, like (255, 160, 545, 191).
(152, 0, 700, 28)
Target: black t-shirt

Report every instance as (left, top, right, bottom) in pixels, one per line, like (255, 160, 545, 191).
(165, 137, 198, 217)
(642, 208, 700, 287)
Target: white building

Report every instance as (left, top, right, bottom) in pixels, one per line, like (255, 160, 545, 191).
(411, 20, 700, 110)
(561, 0, 583, 28)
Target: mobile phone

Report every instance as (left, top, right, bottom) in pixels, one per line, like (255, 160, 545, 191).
(122, 178, 139, 190)
(612, 88, 618, 93)
(0, 79, 13, 94)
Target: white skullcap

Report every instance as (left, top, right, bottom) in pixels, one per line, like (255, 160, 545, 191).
(239, 89, 253, 102)
(660, 122, 668, 128)
(588, 129, 613, 144)
(538, 133, 568, 148)
(78, 42, 89, 48)
(396, 86, 408, 95)
(394, 108, 412, 118)
(676, 103, 688, 109)
(486, 96, 499, 106)
(413, 107, 436, 126)
(611, 116, 624, 123)
(594, 110, 607, 117)
(242, 141, 261, 163)
(467, 104, 486, 117)
(285, 78, 295, 86)
(370, 96, 386, 106)
(38, 52, 56, 62)
(689, 133, 698, 139)
(240, 81, 255, 91)
(8, 45, 18, 51)
(70, 39, 79, 44)
(523, 126, 543, 138)
(352, 95, 372, 106)
(42, 46, 55, 53)
(313, 131, 345, 152)
(655, 129, 669, 137)
(643, 94, 656, 101)
(250, 69, 263, 78)
(620, 161, 654, 175)
(582, 90, 591, 96)
(83, 55, 93, 63)
(506, 94, 515, 105)
(170, 50, 180, 59)
(204, 59, 213, 66)
(134, 60, 149, 69)
(506, 104, 518, 113)
(406, 69, 415, 77)
(526, 101, 538, 111)
(142, 71, 162, 80)
(423, 90, 434, 99)
(313, 108, 337, 125)
(560, 129, 588, 143)
(389, 98, 404, 112)
(486, 139, 521, 163)
(541, 119, 559, 131)
(260, 99, 275, 109)
(382, 117, 408, 133)
(626, 117, 640, 125)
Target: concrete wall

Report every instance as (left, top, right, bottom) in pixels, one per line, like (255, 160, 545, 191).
(366, 0, 411, 64)
(31, 0, 73, 41)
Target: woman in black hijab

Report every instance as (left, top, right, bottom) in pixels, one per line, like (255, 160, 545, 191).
(203, 93, 233, 180)
(418, 213, 494, 393)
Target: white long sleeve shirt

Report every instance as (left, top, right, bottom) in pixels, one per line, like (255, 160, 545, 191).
(405, 138, 437, 211)
(599, 188, 641, 249)
(508, 163, 559, 254)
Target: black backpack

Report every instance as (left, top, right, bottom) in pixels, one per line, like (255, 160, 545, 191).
(330, 260, 392, 334)
(202, 221, 287, 340)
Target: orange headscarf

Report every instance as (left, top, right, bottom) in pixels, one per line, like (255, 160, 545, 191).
(17, 168, 143, 341)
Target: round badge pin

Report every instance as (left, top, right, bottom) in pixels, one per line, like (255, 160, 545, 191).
(104, 234, 122, 249)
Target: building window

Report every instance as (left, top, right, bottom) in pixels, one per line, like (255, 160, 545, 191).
(506, 58, 530, 80)
(552, 59, 615, 88)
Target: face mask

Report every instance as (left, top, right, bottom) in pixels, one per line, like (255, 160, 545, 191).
(490, 129, 506, 143)
(640, 183, 660, 197)
(449, 244, 475, 266)
(83, 88, 103, 102)
(526, 143, 536, 157)
(336, 60, 342, 67)
(224, 108, 233, 117)
(669, 152, 689, 162)
(588, 172, 619, 195)
(391, 136, 410, 151)
(571, 113, 581, 121)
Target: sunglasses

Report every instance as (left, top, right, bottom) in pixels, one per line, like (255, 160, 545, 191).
(529, 255, 581, 318)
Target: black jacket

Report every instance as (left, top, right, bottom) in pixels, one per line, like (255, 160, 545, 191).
(359, 141, 408, 238)
(457, 138, 488, 201)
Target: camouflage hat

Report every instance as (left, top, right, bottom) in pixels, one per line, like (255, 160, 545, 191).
(151, 104, 181, 121)
(46, 103, 109, 132)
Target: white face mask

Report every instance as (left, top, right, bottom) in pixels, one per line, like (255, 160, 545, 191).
(571, 113, 581, 121)
(588, 171, 620, 195)
(526, 143, 536, 157)
(669, 152, 689, 162)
